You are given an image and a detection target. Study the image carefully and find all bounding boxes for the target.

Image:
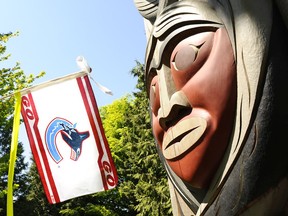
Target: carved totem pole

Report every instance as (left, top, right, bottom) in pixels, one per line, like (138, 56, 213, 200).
(133, 0, 288, 215)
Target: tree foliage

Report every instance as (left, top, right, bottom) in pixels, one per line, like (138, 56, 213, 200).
(120, 61, 172, 215)
(0, 32, 45, 215)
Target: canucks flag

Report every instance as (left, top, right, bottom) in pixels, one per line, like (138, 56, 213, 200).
(21, 72, 118, 203)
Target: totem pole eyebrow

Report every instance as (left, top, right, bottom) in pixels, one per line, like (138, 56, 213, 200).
(153, 1, 222, 38)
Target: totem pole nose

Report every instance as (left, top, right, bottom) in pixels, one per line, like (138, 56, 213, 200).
(155, 65, 192, 130)
(158, 91, 192, 130)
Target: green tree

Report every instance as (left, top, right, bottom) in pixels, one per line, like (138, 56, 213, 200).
(0, 32, 45, 215)
(118, 61, 172, 215)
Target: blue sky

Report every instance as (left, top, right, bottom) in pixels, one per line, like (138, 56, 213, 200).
(2, 1, 146, 106)
(1, 1, 147, 161)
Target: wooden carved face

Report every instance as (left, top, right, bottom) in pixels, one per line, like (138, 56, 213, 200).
(147, 23, 237, 188)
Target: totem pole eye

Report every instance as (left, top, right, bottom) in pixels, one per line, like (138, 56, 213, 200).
(172, 45, 199, 71)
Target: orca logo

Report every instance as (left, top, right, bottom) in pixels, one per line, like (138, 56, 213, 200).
(45, 118, 90, 163)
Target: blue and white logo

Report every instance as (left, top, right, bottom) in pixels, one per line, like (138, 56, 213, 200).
(45, 118, 90, 163)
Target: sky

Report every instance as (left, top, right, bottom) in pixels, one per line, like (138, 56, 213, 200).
(1, 1, 147, 162)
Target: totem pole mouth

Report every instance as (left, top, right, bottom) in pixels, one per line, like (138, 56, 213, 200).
(162, 116, 207, 159)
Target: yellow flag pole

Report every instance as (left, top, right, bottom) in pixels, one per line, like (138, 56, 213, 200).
(7, 92, 22, 216)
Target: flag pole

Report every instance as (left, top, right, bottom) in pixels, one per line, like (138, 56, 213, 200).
(7, 92, 22, 216)
(0, 71, 88, 100)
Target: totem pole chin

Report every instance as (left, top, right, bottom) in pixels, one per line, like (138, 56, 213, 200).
(134, 0, 288, 215)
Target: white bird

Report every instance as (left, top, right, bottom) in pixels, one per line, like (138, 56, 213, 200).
(76, 56, 113, 96)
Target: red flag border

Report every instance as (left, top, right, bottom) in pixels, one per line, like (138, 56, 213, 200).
(21, 94, 60, 203)
(77, 75, 118, 190)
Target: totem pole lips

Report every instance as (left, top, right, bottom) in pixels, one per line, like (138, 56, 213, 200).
(162, 117, 207, 160)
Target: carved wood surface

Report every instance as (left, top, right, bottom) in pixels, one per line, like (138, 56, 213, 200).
(134, 0, 288, 215)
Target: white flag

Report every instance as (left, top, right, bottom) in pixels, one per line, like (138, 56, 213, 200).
(21, 73, 118, 203)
